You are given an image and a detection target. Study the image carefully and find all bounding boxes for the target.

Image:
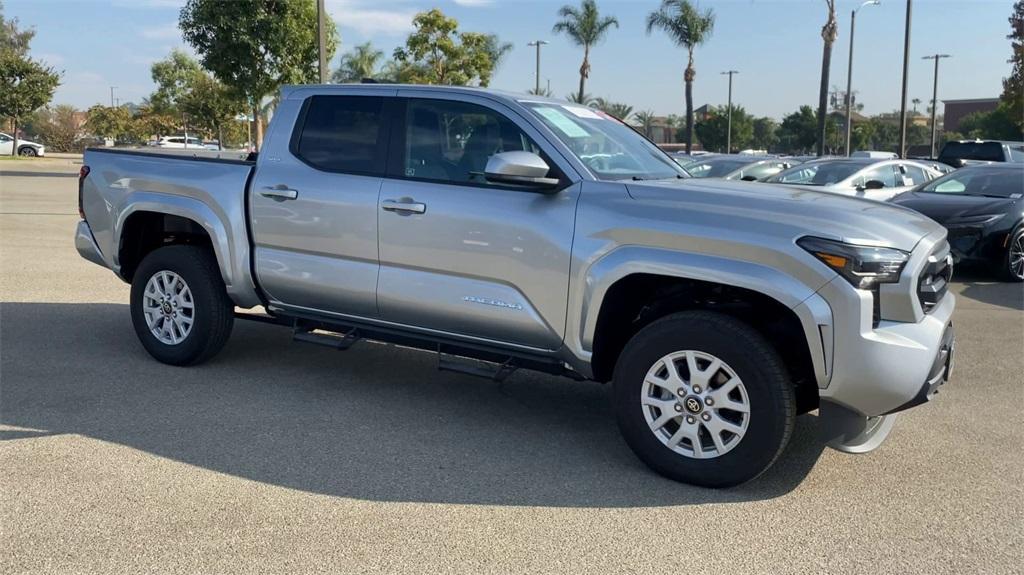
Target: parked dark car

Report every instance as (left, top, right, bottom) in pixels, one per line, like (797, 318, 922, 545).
(685, 156, 795, 181)
(891, 163, 1024, 281)
(938, 140, 1024, 168)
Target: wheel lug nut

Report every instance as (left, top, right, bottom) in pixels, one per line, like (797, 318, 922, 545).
(674, 404, 683, 412)
(676, 388, 685, 396)
(686, 416, 696, 424)
(701, 413, 711, 421)
(692, 385, 702, 394)
(705, 398, 714, 406)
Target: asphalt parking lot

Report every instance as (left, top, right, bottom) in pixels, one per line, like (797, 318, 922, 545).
(1, 157, 1022, 574)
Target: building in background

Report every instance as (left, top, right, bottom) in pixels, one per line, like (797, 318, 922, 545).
(942, 98, 999, 134)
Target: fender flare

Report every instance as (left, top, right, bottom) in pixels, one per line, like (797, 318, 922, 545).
(114, 192, 237, 290)
(566, 246, 833, 386)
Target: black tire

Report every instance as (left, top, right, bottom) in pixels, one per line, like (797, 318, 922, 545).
(998, 226, 1024, 282)
(17, 146, 36, 157)
(612, 310, 796, 488)
(130, 245, 234, 366)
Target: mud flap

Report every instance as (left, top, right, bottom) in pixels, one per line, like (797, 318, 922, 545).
(819, 400, 898, 454)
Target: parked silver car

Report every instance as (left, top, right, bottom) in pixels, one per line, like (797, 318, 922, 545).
(685, 156, 796, 181)
(75, 85, 956, 487)
(765, 158, 944, 201)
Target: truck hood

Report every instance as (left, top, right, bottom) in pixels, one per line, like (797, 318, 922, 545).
(626, 178, 941, 252)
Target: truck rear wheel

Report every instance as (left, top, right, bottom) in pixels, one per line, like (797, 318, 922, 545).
(612, 311, 796, 487)
(130, 245, 234, 366)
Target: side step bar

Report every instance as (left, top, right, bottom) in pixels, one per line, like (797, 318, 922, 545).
(235, 310, 584, 382)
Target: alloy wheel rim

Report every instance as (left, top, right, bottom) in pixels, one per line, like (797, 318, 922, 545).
(1011, 232, 1024, 280)
(641, 350, 750, 459)
(142, 270, 195, 345)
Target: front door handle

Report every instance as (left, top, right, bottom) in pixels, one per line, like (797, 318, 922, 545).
(260, 186, 299, 201)
(381, 199, 426, 214)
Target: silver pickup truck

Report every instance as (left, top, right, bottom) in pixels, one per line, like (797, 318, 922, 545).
(76, 84, 955, 487)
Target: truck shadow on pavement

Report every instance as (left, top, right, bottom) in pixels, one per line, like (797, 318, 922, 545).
(951, 267, 1024, 311)
(1, 302, 829, 507)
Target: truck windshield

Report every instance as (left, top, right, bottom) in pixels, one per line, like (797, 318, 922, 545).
(522, 102, 688, 181)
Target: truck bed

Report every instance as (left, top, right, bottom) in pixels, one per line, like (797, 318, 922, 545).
(79, 147, 261, 307)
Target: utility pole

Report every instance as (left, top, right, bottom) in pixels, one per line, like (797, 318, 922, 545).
(721, 70, 738, 153)
(845, 0, 880, 156)
(109, 86, 117, 108)
(898, 0, 913, 158)
(923, 54, 951, 158)
(317, 0, 328, 83)
(527, 40, 548, 93)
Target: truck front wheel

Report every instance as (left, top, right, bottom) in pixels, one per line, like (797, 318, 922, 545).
(612, 311, 796, 487)
(130, 245, 234, 366)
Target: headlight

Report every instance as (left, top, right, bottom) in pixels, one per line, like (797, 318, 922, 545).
(797, 236, 909, 289)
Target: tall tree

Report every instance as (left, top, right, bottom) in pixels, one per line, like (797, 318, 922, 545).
(1003, 0, 1023, 134)
(84, 104, 133, 142)
(180, 73, 246, 149)
(646, 0, 715, 154)
(150, 49, 203, 114)
(392, 9, 497, 86)
(180, 0, 338, 150)
(816, 0, 838, 156)
(751, 116, 778, 152)
(0, 51, 59, 155)
(332, 42, 384, 83)
(0, 1, 33, 56)
(483, 34, 514, 73)
(553, 0, 619, 104)
(777, 105, 818, 154)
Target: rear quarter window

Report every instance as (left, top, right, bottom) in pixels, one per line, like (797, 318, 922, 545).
(293, 95, 387, 175)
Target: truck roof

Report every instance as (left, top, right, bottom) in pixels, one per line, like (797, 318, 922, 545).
(279, 83, 567, 107)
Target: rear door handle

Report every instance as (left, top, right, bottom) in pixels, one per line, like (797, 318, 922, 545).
(381, 199, 426, 214)
(260, 186, 299, 200)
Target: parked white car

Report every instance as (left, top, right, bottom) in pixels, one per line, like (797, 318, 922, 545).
(0, 132, 45, 157)
(764, 158, 943, 201)
(156, 136, 205, 149)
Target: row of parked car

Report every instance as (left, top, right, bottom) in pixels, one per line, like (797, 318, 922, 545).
(670, 143, 1023, 282)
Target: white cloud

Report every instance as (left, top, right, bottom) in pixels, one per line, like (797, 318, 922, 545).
(139, 22, 181, 40)
(326, 0, 416, 36)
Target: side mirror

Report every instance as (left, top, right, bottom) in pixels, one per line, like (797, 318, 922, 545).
(484, 151, 560, 190)
(740, 175, 759, 182)
(862, 179, 886, 190)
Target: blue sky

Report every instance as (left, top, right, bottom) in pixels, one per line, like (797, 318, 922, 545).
(7, 0, 1015, 120)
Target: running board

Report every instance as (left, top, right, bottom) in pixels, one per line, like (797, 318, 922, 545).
(438, 351, 518, 382)
(292, 324, 361, 351)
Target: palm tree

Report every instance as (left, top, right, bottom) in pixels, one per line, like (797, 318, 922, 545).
(566, 92, 595, 106)
(484, 35, 514, 74)
(816, 0, 838, 156)
(633, 110, 656, 138)
(646, 0, 715, 154)
(553, 0, 619, 104)
(527, 86, 554, 97)
(332, 42, 384, 84)
(911, 98, 921, 115)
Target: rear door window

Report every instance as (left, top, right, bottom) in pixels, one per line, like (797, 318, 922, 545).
(898, 164, 929, 186)
(857, 164, 898, 187)
(293, 95, 387, 175)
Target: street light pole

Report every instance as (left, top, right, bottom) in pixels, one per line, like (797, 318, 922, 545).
(316, 0, 328, 83)
(109, 86, 117, 108)
(923, 54, 951, 158)
(721, 70, 738, 153)
(898, 0, 913, 158)
(527, 41, 548, 93)
(845, 0, 880, 157)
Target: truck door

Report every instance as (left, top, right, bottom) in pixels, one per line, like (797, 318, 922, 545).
(375, 94, 580, 350)
(249, 92, 392, 317)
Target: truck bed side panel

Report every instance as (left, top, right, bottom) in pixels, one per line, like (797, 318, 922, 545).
(81, 149, 261, 307)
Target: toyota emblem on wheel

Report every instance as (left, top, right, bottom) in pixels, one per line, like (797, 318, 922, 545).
(685, 396, 703, 414)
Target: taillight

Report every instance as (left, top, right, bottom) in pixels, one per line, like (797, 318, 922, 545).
(78, 165, 90, 220)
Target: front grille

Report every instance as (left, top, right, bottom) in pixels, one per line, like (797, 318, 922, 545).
(917, 249, 953, 313)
